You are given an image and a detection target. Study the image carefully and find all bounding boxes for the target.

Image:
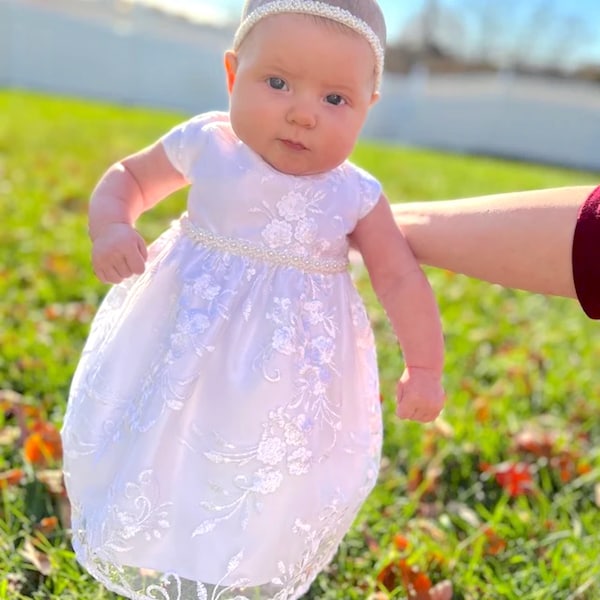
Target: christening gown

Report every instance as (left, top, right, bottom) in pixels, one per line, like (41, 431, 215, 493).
(61, 112, 384, 600)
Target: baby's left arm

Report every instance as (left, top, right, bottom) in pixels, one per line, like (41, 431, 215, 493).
(351, 194, 445, 423)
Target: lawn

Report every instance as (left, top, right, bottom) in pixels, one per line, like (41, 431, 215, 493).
(0, 89, 599, 600)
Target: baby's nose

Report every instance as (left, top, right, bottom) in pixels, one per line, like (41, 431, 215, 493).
(286, 101, 317, 128)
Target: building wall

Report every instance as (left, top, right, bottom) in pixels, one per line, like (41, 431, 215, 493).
(0, 0, 232, 113)
(371, 72, 600, 171)
(2, 0, 599, 172)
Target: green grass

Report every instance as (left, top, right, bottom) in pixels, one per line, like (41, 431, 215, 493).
(1, 89, 599, 599)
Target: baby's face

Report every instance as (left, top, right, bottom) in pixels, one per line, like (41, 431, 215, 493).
(226, 13, 378, 176)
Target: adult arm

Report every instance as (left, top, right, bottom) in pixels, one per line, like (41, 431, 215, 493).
(392, 186, 600, 315)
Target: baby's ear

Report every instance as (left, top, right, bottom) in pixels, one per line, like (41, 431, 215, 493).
(224, 51, 238, 94)
(369, 91, 380, 107)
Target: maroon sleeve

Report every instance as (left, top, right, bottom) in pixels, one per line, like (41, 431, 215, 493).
(572, 185, 600, 319)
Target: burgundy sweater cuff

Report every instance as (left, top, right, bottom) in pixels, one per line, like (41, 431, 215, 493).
(572, 185, 600, 319)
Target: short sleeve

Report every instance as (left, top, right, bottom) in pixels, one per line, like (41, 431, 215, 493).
(572, 185, 600, 319)
(160, 111, 227, 180)
(354, 165, 383, 220)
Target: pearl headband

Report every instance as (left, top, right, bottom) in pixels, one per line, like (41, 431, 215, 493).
(233, 0, 385, 90)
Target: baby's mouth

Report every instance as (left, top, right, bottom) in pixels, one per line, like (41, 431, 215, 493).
(280, 139, 308, 151)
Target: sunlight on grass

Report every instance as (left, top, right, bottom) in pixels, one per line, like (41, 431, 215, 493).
(1, 89, 599, 599)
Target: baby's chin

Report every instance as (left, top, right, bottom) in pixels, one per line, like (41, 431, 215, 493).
(262, 150, 345, 177)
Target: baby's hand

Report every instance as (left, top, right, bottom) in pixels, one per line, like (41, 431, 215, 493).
(396, 367, 445, 423)
(91, 223, 148, 284)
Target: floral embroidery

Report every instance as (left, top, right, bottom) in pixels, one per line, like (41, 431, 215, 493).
(262, 220, 293, 248)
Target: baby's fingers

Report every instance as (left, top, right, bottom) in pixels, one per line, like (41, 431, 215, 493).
(396, 382, 445, 423)
(397, 400, 441, 423)
(137, 235, 148, 262)
(125, 245, 147, 275)
(93, 258, 130, 284)
(92, 234, 147, 283)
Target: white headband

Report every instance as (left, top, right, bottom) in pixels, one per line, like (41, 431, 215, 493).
(233, 0, 385, 90)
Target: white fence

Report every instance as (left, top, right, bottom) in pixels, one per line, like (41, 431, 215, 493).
(2, 0, 600, 172)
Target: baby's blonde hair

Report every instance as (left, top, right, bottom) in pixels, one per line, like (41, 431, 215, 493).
(234, 0, 387, 90)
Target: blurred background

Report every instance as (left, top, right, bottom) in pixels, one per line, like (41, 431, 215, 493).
(2, 0, 600, 171)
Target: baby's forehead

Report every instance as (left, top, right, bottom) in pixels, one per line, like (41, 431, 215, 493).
(240, 13, 372, 57)
(238, 14, 378, 89)
(233, 2, 386, 91)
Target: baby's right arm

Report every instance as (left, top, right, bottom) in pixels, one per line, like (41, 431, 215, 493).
(89, 142, 188, 284)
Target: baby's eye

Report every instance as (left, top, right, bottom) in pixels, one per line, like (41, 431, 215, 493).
(267, 77, 288, 91)
(325, 94, 346, 106)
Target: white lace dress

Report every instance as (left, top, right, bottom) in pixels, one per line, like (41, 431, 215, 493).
(61, 112, 383, 600)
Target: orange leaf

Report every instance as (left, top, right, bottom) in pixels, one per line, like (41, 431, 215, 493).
(551, 453, 578, 484)
(412, 571, 432, 593)
(393, 533, 410, 552)
(474, 397, 490, 423)
(483, 526, 507, 556)
(23, 422, 63, 466)
(36, 516, 59, 535)
(0, 468, 24, 489)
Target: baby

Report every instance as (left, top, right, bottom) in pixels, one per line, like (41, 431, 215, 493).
(61, 1, 449, 598)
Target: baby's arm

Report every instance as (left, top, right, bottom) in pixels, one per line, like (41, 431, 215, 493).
(89, 142, 187, 284)
(351, 194, 445, 423)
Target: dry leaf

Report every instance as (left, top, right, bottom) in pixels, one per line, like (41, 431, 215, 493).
(23, 422, 63, 466)
(0, 426, 21, 446)
(20, 537, 52, 576)
(0, 468, 24, 489)
(36, 469, 66, 495)
(36, 516, 59, 535)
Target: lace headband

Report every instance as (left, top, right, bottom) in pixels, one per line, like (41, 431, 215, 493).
(233, 0, 385, 90)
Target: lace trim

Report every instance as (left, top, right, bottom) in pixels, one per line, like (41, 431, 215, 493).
(179, 214, 349, 274)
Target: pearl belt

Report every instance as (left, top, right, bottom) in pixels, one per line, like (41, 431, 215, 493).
(179, 214, 349, 275)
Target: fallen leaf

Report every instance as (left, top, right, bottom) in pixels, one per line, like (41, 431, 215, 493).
(0, 468, 25, 489)
(368, 593, 389, 600)
(493, 462, 535, 497)
(19, 537, 52, 576)
(513, 427, 555, 458)
(24, 422, 63, 466)
(474, 397, 490, 423)
(483, 526, 507, 556)
(393, 533, 410, 551)
(36, 469, 66, 496)
(0, 426, 21, 446)
(36, 516, 59, 535)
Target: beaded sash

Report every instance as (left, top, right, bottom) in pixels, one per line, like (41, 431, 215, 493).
(179, 214, 349, 274)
